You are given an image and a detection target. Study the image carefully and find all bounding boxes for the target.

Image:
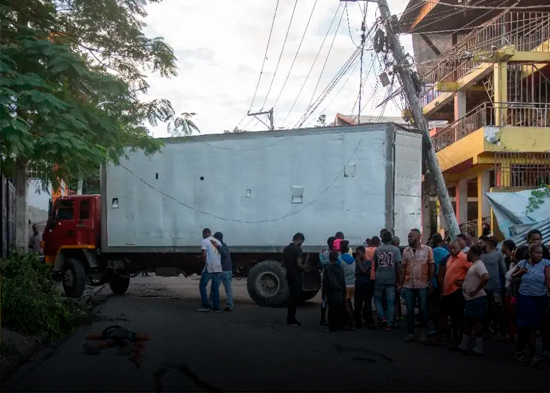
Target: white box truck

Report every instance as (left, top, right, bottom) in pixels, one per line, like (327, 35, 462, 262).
(42, 123, 422, 306)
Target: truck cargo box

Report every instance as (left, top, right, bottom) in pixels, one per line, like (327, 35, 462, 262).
(101, 123, 422, 253)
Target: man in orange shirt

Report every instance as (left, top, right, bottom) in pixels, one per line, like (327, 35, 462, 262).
(425, 240, 472, 347)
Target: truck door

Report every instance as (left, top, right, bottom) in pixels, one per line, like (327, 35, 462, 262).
(75, 198, 95, 246)
(43, 199, 77, 257)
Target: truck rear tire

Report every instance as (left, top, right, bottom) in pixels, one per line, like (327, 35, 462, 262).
(109, 276, 130, 295)
(62, 258, 86, 298)
(247, 260, 289, 307)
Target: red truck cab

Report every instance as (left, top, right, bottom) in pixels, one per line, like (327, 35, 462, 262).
(42, 195, 127, 298)
(43, 195, 101, 264)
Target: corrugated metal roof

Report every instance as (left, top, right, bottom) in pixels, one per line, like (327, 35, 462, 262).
(504, 218, 550, 248)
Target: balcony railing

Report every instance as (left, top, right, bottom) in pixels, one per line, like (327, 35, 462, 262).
(419, 11, 550, 103)
(431, 102, 550, 152)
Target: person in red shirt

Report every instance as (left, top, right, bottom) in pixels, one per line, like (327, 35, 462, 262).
(425, 240, 472, 347)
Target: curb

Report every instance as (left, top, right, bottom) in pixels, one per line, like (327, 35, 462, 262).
(0, 284, 107, 382)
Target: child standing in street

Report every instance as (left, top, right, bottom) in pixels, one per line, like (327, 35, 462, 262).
(339, 240, 356, 331)
(323, 251, 346, 332)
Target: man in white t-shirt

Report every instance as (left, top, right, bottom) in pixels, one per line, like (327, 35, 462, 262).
(198, 228, 223, 312)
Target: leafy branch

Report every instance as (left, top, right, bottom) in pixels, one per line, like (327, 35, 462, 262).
(525, 181, 550, 214)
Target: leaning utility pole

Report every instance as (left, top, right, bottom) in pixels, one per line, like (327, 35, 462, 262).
(248, 108, 274, 131)
(341, 0, 460, 238)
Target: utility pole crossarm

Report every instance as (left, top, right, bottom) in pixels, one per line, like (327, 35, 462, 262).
(342, 0, 460, 239)
(248, 109, 275, 131)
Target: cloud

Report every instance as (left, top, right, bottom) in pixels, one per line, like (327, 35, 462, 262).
(142, 0, 412, 136)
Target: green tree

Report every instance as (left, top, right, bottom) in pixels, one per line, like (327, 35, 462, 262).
(0, 0, 194, 189)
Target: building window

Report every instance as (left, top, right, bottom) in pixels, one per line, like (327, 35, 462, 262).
(510, 164, 550, 188)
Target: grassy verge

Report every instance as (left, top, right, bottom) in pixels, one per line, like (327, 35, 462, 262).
(1, 252, 88, 339)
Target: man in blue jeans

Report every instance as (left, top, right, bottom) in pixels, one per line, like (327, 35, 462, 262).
(198, 228, 223, 312)
(399, 229, 435, 343)
(210, 232, 234, 311)
(373, 230, 402, 331)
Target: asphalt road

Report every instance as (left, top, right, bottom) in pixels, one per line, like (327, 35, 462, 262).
(3, 275, 549, 392)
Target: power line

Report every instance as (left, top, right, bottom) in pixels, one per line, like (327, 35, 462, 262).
(304, 5, 346, 120)
(271, 0, 319, 110)
(260, 0, 299, 110)
(280, 2, 343, 127)
(345, 2, 360, 48)
(295, 48, 360, 128)
(358, 1, 368, 120)
(249, 0, 280, 112)
(305, 57, 360, 128)
(422, 0, 550, 10)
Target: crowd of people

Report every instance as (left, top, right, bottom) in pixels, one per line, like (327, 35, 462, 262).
(283, 228, 550, 368)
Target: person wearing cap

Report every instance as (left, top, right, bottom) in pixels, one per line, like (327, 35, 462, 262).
(283, 233, 307, 326)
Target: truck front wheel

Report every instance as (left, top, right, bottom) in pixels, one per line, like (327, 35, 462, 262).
(247, 260, 289, 307)
(109, 275, 130, 295)
(62, 258, 86, 298)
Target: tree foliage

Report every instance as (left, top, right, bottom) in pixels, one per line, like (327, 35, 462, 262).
(525, 182, 550, 215)
(1, 252, 88, 339)
(0, 0, 195, 188)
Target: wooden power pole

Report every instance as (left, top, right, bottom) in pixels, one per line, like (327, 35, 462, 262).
(341, 0, 460, 239)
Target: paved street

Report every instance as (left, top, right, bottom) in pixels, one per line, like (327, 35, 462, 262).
(3, 276, 549, 392)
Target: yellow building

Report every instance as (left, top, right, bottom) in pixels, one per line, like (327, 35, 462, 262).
(402, 1, 550, 238)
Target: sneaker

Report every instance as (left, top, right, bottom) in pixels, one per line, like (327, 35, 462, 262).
(514, 352, 527, 362)
(213, 309, 220, 313)
(287, 320, 302, 327)
(378, 318, 388, 328)
(404, 334, 415, 343)
(197, 307, 211, 312)
(531, 356, 544, 367)
(389, 322, 401, 329)
(224, 307, 233, 312)
(427, 329, 438, 337)
(420, 329, 427, 343)
(385, 325, 394, 332)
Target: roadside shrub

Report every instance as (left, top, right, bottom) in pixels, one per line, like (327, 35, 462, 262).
(0, 252, 87, 339)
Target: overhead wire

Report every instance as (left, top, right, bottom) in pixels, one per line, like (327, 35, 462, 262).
(279, 2, 343, 128)
(422, 0, 550, 10)
(305, 58, 360, 128)
(358, 0, 368, 120)
(260, 0, 299, 110)
(304, 6, 346, 118)
(248, 0, 280, 112)
(271, 0, 319, 110)
(295, 48, 361, 128)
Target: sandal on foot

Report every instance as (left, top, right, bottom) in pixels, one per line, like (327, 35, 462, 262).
(514, 352, 526, 362)
(531, 356, 544, 367)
